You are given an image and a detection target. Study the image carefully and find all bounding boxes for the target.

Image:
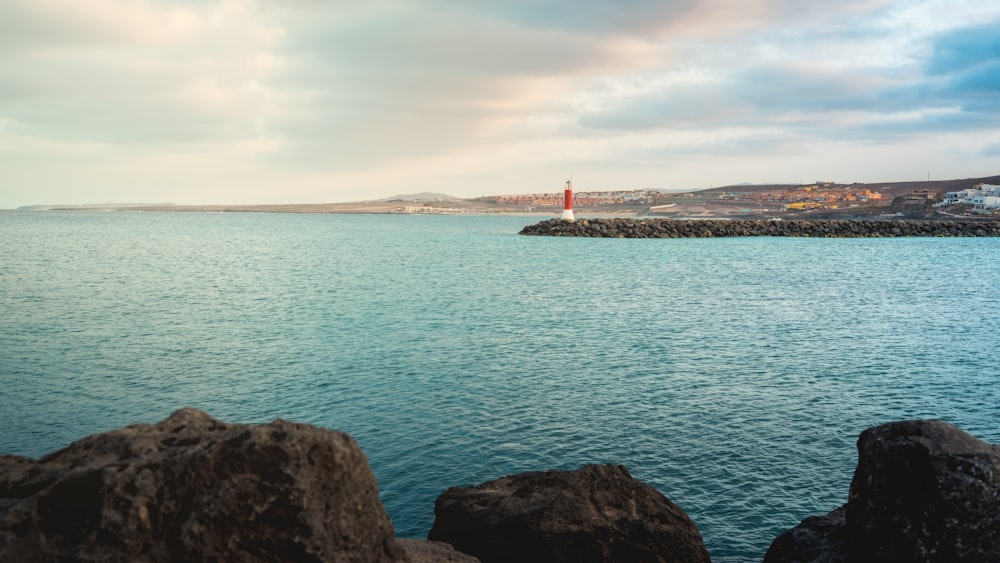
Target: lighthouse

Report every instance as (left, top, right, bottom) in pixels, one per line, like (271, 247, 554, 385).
(560, 179, 575, 221)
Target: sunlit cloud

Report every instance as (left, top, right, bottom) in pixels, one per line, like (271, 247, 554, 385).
(1, 0, 999, 207)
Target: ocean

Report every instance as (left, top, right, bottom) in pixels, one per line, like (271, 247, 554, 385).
(2, 210, 998, 561)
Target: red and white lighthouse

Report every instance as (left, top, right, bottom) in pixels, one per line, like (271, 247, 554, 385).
(560, 179, 575, 221)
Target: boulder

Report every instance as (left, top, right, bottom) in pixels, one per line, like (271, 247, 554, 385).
(765, 420, 1000, 562)
(397, 539, 480, 562)
(0, 408, 406, 562)
(428, 463, 710, 563)
(763, 507, 848, 563)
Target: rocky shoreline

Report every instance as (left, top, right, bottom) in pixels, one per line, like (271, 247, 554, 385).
(519, 217, 1000, 238)
(3, 410, 999, 562)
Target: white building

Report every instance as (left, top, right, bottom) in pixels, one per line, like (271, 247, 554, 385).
(943, 188, 977, 204)
(942, 184, 1000, 208)
(972, 195, 1000, 208)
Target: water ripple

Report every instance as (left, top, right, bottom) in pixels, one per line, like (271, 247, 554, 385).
(2, 212, 999, 562)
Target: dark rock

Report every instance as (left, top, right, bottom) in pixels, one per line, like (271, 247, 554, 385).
(518, 218, 1000, 238)
(848, 420, 1000, 561)
(764, 420, 1000, 563)
(397, 539, 480, 562)
(428, 463, 710, 563)
(764, 507, 848, 563)
(0, 408, 406, 563)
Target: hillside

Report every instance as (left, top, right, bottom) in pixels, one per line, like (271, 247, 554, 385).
(696, 175, 1000, 200)
(380, 192, 461, 202)
(24, 174, 999, 219)
(644, 174, 1000, 219)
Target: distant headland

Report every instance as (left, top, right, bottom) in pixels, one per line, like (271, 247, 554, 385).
(17, 174, 1000, 220)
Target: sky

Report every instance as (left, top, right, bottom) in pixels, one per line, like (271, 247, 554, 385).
(2, 0, 1000, 208)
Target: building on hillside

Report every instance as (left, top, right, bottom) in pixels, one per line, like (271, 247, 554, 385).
(941, 184, 1000, 208)
(899, 190, 940, 206)
(971, 194, 1000, 209)
(942, 189, 978, 204)
(401, 206, 463, 214)
(481, 189, 657, 207)
(908, 189, 939, 200)
(785, 201, 823, 210)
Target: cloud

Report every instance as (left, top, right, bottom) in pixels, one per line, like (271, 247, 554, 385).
(254, 4, 661, 168)
(2, 0, 1000, 208)
(435, 0, 695, 36)
(925, 21, 1000, 75)
(981, 141, 1000, 158)
(254, 0, 909, 169)
(926, 22, 1000, 114)
(572, 9, 1000, 153)
(0, 0, 280, 146)
(858, 19, 1000, 135)
(0, 0, 200, 54)
(441, 0, 890, 38)
(289, 8, 641, 75)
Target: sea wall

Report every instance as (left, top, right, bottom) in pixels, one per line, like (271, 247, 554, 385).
(519, 218, 1000, 238)
(4, 410, 1000, 562)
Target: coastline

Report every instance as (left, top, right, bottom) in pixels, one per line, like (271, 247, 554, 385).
(20, 201, 604, 216)
(18, 202, 998, 222)
(12, 173, 1000, 218)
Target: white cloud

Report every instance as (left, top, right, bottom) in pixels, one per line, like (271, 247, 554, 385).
(0, 0, 281, 144)
(2, 0, 1000, 208)
(0, 0, 200, 54)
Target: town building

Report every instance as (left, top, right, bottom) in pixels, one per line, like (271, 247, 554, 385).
(480, 190, 658, 208)
(941, 184, 1000, 208)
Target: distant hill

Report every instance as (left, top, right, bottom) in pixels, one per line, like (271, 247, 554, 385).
(862, 175, 1000, 199)
(380, 192, 461, 202)
(692, 174, 1000, 199)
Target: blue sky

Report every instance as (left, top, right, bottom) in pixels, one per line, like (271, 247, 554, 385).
(2, 0, 999, 207)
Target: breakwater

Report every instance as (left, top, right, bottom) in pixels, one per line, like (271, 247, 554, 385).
(519, 218, 1000, 238)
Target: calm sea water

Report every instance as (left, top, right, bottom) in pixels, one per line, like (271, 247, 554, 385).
(2, 210, 999, 561)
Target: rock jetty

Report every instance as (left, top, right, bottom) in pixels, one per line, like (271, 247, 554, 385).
(519, 218, 1000, 238)
(764, 420, 1000, 562)
(428, 464, 710, 563)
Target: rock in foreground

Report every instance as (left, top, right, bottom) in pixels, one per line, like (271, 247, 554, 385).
(397, 539, 481, 562)
(0, 408, 405, 562)
(428, 463, 710, 563)
(765, 420, 1000, 562)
